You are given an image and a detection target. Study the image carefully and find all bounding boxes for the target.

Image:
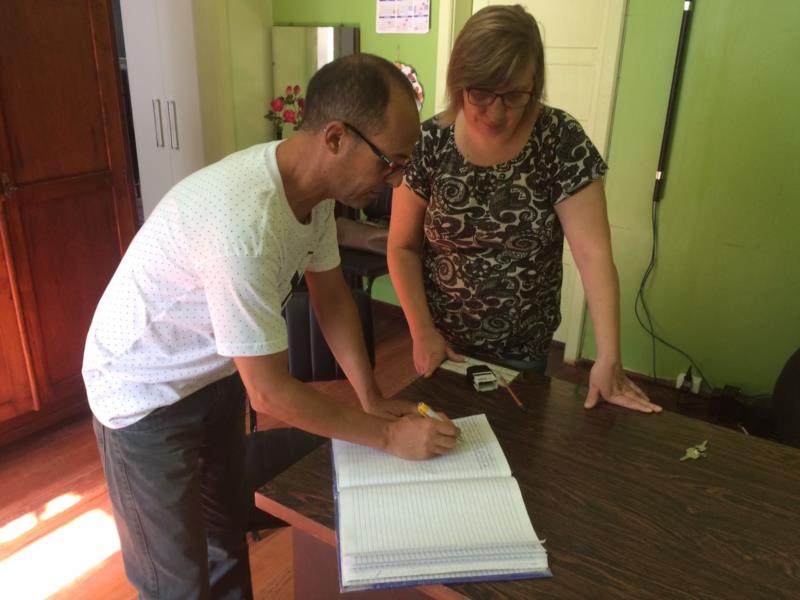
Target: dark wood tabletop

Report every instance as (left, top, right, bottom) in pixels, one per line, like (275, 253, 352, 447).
(256, 371, 800, 599)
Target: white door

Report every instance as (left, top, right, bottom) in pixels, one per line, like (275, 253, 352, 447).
(120, 0, 172, 219)
(156, 0, 205, 189)
(120, 0, 205, 219)
(469, 0, 626, 362)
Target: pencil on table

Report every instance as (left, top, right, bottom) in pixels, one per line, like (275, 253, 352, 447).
(496, 374, 525, 410)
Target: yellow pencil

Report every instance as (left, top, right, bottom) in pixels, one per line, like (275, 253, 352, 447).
(417, 402, 443, 421)
(417, 402, 461, 440)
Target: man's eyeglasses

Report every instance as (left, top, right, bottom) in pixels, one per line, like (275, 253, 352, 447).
(343, 122, 406, 178)
(466, 88, 533, 109)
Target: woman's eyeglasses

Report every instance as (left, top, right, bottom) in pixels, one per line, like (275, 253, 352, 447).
(343, 123, 406, 178)
(466, 88, 533, 109)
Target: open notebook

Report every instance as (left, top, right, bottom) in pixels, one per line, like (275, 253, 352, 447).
(331, 414, 550, 592)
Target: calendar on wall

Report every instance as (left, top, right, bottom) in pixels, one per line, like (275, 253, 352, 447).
(376, 0, 430, 34)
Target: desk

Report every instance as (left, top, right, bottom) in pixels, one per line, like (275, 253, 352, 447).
(256, 371, 800, 599)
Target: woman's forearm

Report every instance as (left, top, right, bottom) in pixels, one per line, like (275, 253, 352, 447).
(387, 245, 437, 340)
(576, 253, 621, 363)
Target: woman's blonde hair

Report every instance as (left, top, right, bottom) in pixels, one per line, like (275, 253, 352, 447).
(443, 4, 545, 123)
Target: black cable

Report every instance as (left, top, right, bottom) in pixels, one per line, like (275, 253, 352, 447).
(634, 0, 715, 392)
(634, 201, 658, 379)
(634, 198, 713, 390)
(653, 0, 695, 202)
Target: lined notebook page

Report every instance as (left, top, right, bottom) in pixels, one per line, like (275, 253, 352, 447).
(338, 477, 546, 579)
(332, 414, 510, 489)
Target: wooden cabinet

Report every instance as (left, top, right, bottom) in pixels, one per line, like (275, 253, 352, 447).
(120, 0, 205, 219)
(0, 0, 138, 444)
(0, 225, 35, 423)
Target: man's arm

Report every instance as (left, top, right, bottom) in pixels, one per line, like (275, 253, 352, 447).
(304, 266, 388, 413)
(234, 351, 457, 459)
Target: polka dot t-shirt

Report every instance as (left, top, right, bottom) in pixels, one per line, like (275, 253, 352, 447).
(83, 142, 340, 429)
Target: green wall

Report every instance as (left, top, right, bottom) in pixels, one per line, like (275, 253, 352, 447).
(582, 0, 800, 395)
(193, 0, 236, 163)
(272, 0, 440, 122)
(227, 0, 274, 149)
(272, 0, 441, 303)
(193, 0, 273, 162)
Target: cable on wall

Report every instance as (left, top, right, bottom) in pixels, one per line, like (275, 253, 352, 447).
(634, 0, 714, 390)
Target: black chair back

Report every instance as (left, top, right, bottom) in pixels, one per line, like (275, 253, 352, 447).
(282, 289, 375, 382)
(363, 186, 392, 223)
(774, 347, 800, 448)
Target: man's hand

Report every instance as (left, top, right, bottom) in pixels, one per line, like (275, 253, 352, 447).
(584, 359, 662, 413)
(412, 329, 464, 378)
(384, 414, 460, 460)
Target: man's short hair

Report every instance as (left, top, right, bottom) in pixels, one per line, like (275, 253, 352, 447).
(302, 53, 416, 135)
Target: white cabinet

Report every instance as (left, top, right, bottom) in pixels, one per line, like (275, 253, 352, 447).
(120, 0, 205, 219)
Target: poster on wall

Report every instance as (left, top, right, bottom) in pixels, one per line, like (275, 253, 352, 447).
(376, 0, 430, 34)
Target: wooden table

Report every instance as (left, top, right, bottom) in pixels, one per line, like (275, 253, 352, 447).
(256, 371, 800, 599)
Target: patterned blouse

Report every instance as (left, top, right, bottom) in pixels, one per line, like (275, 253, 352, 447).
(404, 106, 607, 362)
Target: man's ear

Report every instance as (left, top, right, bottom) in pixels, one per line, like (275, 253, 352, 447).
(323, 122, 345, 155)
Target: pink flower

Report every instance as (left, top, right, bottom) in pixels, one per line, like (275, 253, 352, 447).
(293, 85, 301, 95)
(285, 85, 293, 95)
(297, 98, 305, 109)
(282, 109, 297, 124)
(270, 98, 284, 112)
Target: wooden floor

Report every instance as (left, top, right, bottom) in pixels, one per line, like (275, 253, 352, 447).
(0, 303, 728, 599)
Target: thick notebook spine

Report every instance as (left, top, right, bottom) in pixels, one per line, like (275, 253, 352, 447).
(331, 454, 344, 593)
(341, 569, 553, 593)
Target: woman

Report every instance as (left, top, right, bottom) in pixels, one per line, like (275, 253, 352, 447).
(388, 4, 659, 413)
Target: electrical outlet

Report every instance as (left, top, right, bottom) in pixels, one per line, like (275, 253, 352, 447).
(676, 372, 686, 389)
(676, 371, 702, 394)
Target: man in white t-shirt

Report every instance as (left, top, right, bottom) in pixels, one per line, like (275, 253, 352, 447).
(83, 53, 459, 599)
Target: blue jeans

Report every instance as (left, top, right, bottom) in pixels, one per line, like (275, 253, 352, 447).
(93, 374, 252, 599)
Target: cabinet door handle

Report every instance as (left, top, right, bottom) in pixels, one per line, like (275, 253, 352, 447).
(152, 99, 164, 148)
(167, 100, 180, 150)
(1, 172, 17, 197)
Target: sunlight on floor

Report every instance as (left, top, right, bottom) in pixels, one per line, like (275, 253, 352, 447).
(0, 509, 120, 599)
(0, 493, 83, 545)
(0, 513, 38, 544)
(40, 493, 81, 521)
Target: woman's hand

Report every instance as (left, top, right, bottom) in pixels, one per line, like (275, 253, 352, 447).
(584, 359, 662, 413)
(412, 329, 464, 378)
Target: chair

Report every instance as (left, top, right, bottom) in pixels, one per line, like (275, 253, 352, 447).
(773, 347, 800, 448)
(338, 248, 389, 296)
(337, 186, 392, 296)
(282, 288, 375, 382)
